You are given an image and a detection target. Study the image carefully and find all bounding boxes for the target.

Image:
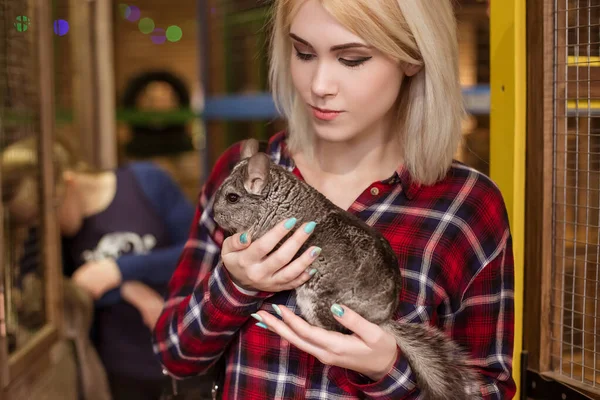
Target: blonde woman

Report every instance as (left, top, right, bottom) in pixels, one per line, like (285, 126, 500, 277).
(153, 0, 515, 398)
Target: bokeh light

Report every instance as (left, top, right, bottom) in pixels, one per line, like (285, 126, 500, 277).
(53, 19, 69, 36)
(166, 25, 182, 42)
(125, 5, 140, 22)
(14, 16, 30, 32)
(118, 3, 129, 18)
(151, 28, 166, 44)
(138, 18, 155, 34)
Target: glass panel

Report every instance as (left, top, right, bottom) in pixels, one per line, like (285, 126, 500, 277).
(0, 0, 47, 353)
(113, 1, 203, 200)
(455, 5, 491, 176)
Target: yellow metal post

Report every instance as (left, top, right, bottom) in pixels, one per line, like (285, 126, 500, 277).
(489, 0, 526, 397)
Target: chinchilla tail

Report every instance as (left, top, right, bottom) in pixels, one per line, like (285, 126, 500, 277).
(380, 320, 482, 400)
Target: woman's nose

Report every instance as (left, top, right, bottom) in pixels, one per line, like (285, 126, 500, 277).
(311, 61, 338, 98)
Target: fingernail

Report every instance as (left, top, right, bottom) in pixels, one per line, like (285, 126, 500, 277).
(251, 313, 263, 322)
(304, 221, 317, 234)
(256, 322, 268, 329)
(308, 268, 318, 277)
(284, 217, 297, 230)
(240, 232, 248, 244)
(331, 304, 344, 317)
(310, 247, 321, 258)
(272, 304, 282, 316)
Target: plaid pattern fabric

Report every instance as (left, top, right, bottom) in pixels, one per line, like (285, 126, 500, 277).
(153, 131, 516, 399)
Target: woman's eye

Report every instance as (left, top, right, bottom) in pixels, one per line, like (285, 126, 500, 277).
(294, 49, 314, 61)
(226, 193, 240, 203)
(293, 45, 372, 68)
(340, 57, 372, 68)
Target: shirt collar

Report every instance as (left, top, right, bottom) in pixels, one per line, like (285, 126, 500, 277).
(387, 165, 422, 200)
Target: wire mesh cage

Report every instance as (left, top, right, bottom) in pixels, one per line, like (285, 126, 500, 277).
(552, 0, 600, 390)
(0, 0, 48, 355)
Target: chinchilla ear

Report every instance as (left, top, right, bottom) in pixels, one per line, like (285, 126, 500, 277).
(241, 138, 259, 159)
(244, 153, 270, 195)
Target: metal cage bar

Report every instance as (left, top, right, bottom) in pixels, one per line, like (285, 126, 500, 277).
(489, 0, 527, 397)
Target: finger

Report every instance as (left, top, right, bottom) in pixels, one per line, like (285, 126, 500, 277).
(329, 304, 383, 345)
(221, 232, 252, 256)
(279, 268, 315, 291)
(262, 221, 317, 273)
(249, 218, 314, 261)
(272, 246, 320, 287)
(273, 305, 356, 352)
(254, 309, 330, 361)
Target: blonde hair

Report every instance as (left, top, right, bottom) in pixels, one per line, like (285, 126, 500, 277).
(269, 0, 464, 185)
(1, 136, 89, 204)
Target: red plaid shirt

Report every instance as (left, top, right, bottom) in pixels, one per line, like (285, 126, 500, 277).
(153, 131, 516, 399)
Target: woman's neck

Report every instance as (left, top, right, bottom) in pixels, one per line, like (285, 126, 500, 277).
(74, 171, 117, 216)
(291, 130, 403, 210)
(295, 131, 403, 186)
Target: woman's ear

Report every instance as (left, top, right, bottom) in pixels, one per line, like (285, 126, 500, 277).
(403, 63, 422, 77)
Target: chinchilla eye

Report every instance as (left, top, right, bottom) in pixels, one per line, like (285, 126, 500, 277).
(226, 193, 240, 203)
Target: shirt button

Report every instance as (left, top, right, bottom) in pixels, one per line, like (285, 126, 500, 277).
(370, 187, 379, 196)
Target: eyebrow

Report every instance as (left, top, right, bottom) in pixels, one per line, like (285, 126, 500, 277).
(289, 33, 371, 51)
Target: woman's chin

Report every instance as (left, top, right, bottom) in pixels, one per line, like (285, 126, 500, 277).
(312, 128, 358, 145)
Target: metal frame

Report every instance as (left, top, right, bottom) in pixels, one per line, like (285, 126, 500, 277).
(526, 370, 596, 399)
(489, 0, 526, 397)
(1, 0, 62, 392)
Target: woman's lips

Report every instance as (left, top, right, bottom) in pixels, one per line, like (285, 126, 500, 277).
(310, 105, 342, 121)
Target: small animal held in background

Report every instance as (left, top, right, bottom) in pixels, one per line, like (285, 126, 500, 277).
(212, 139, 481, 400)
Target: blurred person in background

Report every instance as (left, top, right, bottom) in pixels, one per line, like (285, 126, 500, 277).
(1, 137, 195, 400)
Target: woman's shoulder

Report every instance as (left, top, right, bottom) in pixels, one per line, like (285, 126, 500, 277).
(416, 161, 511, 256)
(436, 161, 512, 251)
(433, 161, 509, 219)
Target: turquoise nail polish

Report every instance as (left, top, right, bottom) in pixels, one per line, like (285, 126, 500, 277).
(331, 304, 344, 318)
(304, 221, 317, 234)
(256, 322, 268, 329)
(240, 232, 248, 244)
(251, 313, 263, 322)
(284, 217, 297, 230)
(310, 247, 322, 258)
(308, 268, 318, 277)
(272, 304, 282, 316)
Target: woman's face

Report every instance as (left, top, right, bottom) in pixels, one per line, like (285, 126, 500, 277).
(136, 81, 179, 111)
(289, 0, 416, 144)
(5, 178, 39, 225)
(6, 175, 84, 236)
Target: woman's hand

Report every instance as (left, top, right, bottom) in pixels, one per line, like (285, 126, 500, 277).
(221, 218, 321, 292)
(120, 281, 165, 330)
(72, 258, 122, 299)
(255, 304, 399, 381)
